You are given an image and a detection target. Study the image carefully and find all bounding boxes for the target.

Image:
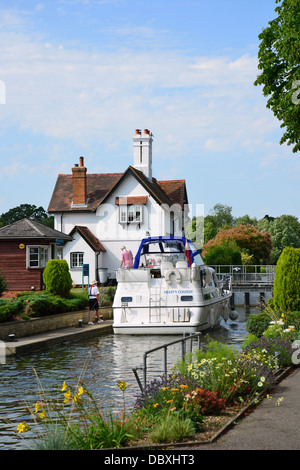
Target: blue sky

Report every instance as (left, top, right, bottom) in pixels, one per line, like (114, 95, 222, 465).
(0, 0, 299, 221)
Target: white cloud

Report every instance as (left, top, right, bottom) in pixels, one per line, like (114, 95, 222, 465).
(0, 11, 284, 169)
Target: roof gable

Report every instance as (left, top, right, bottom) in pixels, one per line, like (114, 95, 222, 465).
(69, 226, 106, 252)
(48, 166, 188, 213)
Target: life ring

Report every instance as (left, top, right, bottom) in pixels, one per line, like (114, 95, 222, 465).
(165, 268, 182, 284)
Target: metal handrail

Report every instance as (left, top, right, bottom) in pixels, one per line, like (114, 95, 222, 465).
(210, 265, 275, 285)
(132, 332, 202, 391)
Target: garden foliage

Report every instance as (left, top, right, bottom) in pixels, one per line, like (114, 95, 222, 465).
(273, 246, 300, 311)
(0, 269, 7, 297)
(202, 224, 272, 265)
(17, 328, 296, 449)
(43, 259, 73, 298)
(0, 291, 88, 322)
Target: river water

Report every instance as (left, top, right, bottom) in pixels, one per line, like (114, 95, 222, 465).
(0, 306, 258, 450)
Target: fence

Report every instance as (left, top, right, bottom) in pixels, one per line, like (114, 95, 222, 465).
(210, 265, 275, 286)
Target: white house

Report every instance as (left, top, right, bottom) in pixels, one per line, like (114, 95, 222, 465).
(48, 129, 189, 285)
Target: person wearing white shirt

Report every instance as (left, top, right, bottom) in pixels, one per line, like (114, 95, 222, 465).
(88, 280, 103, 324)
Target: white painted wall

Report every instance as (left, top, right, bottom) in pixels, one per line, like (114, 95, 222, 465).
(54, 173, 185, 282)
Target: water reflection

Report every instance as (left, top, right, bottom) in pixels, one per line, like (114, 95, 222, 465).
(0, 306, 258, 449)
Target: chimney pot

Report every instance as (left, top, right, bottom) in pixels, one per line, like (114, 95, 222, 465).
(144, 129, 150, 135)
(79, 156, 84, 167)
(135, 129, 141, 135)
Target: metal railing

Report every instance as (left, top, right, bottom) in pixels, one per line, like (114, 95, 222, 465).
(132, 332, 202, 391)
(210, 265, 275, 285)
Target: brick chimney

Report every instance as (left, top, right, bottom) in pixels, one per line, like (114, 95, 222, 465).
(72, 156, 87, 205)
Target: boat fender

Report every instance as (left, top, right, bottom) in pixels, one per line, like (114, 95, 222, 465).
(165, 268, 182, 284)
(229, 310, 238, 321)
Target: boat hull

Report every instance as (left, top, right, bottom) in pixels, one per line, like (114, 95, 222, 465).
(113, 293, 232, 335)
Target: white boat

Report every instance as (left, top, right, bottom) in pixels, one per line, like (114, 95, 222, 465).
(113, 236, 238, 335)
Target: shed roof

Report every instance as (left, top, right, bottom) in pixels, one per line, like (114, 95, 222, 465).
(0, 218, 73, 240)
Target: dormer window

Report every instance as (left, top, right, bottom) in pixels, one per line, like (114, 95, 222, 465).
(115, 196, 147, 225)
(119, 204, 142, 224)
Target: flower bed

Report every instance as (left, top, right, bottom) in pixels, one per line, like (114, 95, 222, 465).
(16, 309, 299, 449)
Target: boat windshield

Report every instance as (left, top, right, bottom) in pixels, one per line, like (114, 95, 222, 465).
(134, 238, 204, 268)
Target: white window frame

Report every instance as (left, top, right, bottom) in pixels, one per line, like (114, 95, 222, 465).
(27, 245, 49, 268)
(119, 205, 143, 224)
(70, 252, 84, 269)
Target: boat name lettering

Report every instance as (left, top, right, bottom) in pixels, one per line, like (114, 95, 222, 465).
(164, 290, 193, 294)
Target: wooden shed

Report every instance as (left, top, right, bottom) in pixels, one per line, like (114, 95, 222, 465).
(0, 218, 73, 291)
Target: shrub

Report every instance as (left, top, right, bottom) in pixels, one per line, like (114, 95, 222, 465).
(0, 269, 7, 297)
(184, 388, 225, 415)
(21, 292, 88, 317)
(242, 336, 294, 368)
(246, 312, 270, 337)
(0, 299, 24, 322)
(43, 260, 73, 298)
(134, 374, 197, 413)
(203, 240, 242, 266)
(273, 246, 300, 311)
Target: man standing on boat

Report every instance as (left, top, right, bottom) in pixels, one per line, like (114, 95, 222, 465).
(120, 245, 134, 269)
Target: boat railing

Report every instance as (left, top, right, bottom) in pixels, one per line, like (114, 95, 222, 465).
(132, 332, 202, 391)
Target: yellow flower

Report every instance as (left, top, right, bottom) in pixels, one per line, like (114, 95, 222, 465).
(166, 399, 173, 404)
(34, 402, 42, 413)
(153, 403, 159, 408)
(39, 411, 46, 419)
(170, 388, 179, 392)
(63, 390, 72, 403)
(17, 422, 29, 433)
(117, 380, 127, 391)
(61, 381, 68, 392)
(162, 386, 169, 391)
(78, 386, 85, 396)
(73, 394, 81, 403)
(179, 384, 188, 389)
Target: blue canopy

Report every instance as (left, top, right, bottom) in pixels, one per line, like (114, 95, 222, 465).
(133, 235, 203, 268)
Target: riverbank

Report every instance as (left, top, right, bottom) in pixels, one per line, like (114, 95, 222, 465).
(3, 319, 113, 356)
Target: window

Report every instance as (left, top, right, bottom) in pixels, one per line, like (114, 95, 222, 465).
(181, 295, 193, 302)
(119, 205, 142, 224)
(121, 296, 133, 302)
(28, 246, 49, 268)
(71, 252, 84, 268)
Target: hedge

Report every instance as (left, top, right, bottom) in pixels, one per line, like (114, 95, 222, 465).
(0, 291, 88, 323)
(0, 299, 24, 323)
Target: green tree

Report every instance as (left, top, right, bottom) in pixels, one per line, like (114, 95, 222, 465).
(273, 246, 300, 311)
(254, 0, 300, 153)
(202, 225, 272, 265)
(209, 203, 234, 229)
(0, 204, 54, 227)
(258, 214, 300, 262)
(202, 240, 242, 266)
(235, 214, 257, 226)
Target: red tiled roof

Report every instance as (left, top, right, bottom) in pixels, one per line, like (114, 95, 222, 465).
(115, 196, 148, 205)
(69, 226, 106, 252)
(48, 166, 188, 213)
